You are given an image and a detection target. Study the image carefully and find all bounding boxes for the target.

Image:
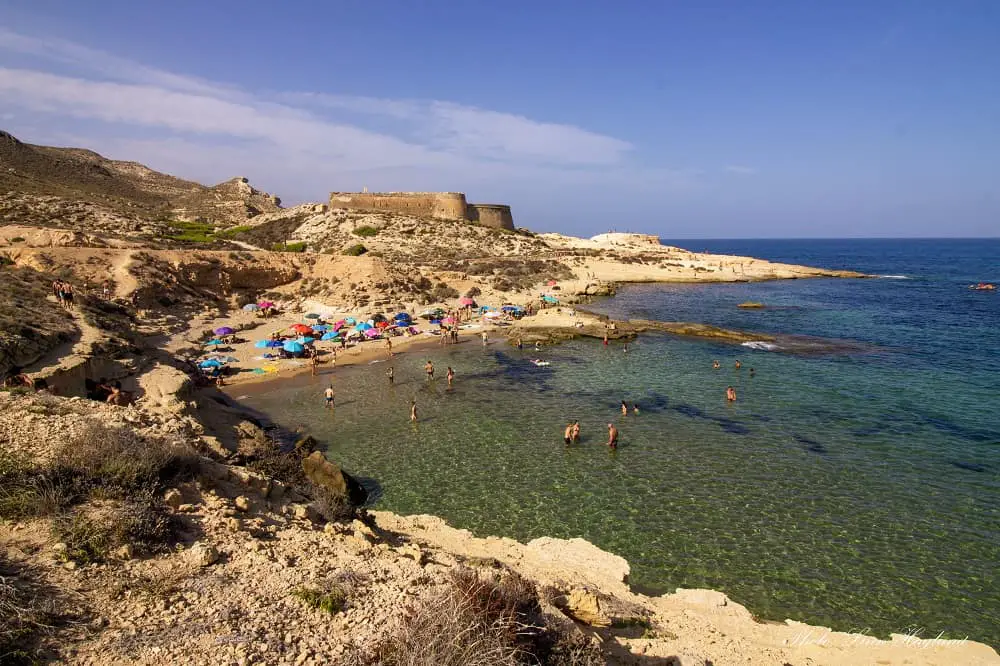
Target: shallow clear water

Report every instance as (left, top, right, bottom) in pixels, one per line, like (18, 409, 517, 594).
(236, 239, 1000, 645)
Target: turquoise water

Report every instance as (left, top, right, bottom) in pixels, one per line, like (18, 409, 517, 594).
(236, 239, 999, 645)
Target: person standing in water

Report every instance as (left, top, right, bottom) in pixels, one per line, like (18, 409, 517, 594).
(735, 360, 742, 369)
(387, 367, 394, 385)
(713, 360, 721, 369)
(324, 385, 335, 408)
(516, 337, 523, 350)
(564, 422, 574, 446)
(607, 423, 619, 449)
(446, 366, 455, 388)
(425, 360, 434, 380)
(621, 401, 628, 416)
(310, 353, 318, 376)
(632, 403, 639, 414)
(481, 331, 488, 346)
(410, 399, 418, 422)
(572, 421, 580, 443)
(726, 386, 737, 402)
(623, 342, 629, 354)
(603, 334, 609, 346)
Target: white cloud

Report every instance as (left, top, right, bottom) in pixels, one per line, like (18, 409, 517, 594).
(725, 165, 757, 175)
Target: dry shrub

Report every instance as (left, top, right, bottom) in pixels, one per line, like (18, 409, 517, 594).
(52, 495, 173, 563)
(359, 568, 601, 666)
(0, 555, 68, 665)
(291, 582, 349, 614)
(310, 485, 357, 523)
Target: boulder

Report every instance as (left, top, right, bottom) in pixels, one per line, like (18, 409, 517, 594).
(302, 451, 368, 505)
(186, 542, 219, 567)
(564, 588, 611, 627)
(234, 495, 251, 512)
(163, 488, 183, 510)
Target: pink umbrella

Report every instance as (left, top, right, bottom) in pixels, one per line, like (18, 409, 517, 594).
(364, 328, 381, 338)
(459, 297, 476, 307)
(332, 321, 346, 331)
(442, 317, 455, 324)
(258, 301, 275, 309)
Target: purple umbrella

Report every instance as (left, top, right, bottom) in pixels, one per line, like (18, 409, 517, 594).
(214, 326, 236, 336)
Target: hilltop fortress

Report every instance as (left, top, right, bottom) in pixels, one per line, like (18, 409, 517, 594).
(329, 191, 515, 231)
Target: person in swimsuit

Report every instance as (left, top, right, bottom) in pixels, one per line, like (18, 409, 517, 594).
(516, 337, 523, 350)
(735, 360, 742, 369)
(623, 343, 629, 354)
(446, 366, 455, 388)
(749, 367, 755, 377)
(632, 403, 639, 414)
(564, 423, 574, 446)
(386, 337, 393, 358)
(726, 386, 737, 402)
(572, 421, 580, 443)
(621, 401, 628, 416)
(425, 360, 434, 379)
(603, 334, 609, 346)
(410, 399, 418, 422)
(310, 354, 318, 376)
(481, 331, 488, 346)
(324, 386, 335, 408)
(387, 367, 394, 385)
(607, 423, 619, 449)
(713, 360, 721, 369)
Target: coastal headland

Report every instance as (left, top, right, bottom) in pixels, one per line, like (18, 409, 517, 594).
(2, 132, 995, 664)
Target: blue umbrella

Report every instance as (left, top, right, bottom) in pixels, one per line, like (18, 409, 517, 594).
(283, 341, 305, 353)
(311, 324, 328, 332)
(296, 336, 316, 344)
(320, 332, 340, 341)
(243, 303, 260, 311)
(205, 339, 226, 346)
(255, 339, 279, 349)
(344, 317, 357, 325)
(199, 358, 223, 368)
(354, 322, 373, 331)
(394, 312, 411, 321)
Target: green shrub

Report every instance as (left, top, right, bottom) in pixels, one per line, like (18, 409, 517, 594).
(52, 496, 172, 564)
(271, 241, 308, 252)
(352, 225, 379, 238)
(165, 221, 216, 243)
(292, 583, 349, 615)
(10, 237, 25, 243)
(0, 255, 13, 267)
(215, 225, 253, 238)
(343, 244, 368, 257)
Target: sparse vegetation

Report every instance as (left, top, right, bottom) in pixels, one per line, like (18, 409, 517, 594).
(271, 241, 307, 253)
(343, 244, 368, 256)
(10, 237, 25, 243)
(0, 555, 70, 665)
(166, 220, 217, 243)
(356, 567, 602, 666)
(292, 582, 350, 614)
(352, 225, 379, 238)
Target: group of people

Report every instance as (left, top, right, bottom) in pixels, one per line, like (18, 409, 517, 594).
(713, 358, 753, 402)
(563, 421, 619, 449)
(51, 280, 75, 308)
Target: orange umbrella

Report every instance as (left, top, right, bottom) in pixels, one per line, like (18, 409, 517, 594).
(290, 323, 312, 335)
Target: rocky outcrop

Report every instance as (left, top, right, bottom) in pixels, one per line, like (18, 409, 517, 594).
(302, 451, 368, 506)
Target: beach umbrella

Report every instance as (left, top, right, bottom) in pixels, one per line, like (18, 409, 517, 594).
(290, 323, 312, 335)
(484, 311, 502, 319)
(547, 280, 558, 286)
(372, 313, 388, 324)
(311, 324, 329, 332)
(258, 301, 275, 309)
(344, 317, 357, 325)
(364, 328, 381, 338)
(459, 297, 476, 307)
(282, 341, 305, 354)
(542, 295, 559, 304)
(442, 317, 455, 324)
(394, 312, 411, 320)
(242, 303, 260, 311)
(355, 322, 373, 331)
(205, 339, 226, 346)
(320, 332, 340, 341)
(214, 326, 236, 336)
(199, 358, 223, 368)
(304, 313, 321, 319)
(296, 336, 316, 344)
(331, 321, 346, 331)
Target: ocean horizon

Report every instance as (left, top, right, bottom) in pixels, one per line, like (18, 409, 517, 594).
(238, 238, 999, 645)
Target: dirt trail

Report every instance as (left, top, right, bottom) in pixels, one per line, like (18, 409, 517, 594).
(110, 250, 138, 298)
(23, 298, 104, 378)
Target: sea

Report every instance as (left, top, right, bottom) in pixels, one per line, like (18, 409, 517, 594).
(236, 238, 1000, 646)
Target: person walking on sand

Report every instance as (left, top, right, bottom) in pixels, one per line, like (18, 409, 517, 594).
(607, 423, 619, 449)
(324, 385, 335, 408)
(621, 401, 628, 416)
(410, 399, 418, 422)
(385, 337, 393, 358)
(387, 367, 394, 385)
(63, 282, 74, 309)
(446, 366, 455, 388)
(726, 386, 737, 402)
(425, 360, 434, 380)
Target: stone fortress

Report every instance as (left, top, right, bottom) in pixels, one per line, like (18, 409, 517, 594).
(329, 191, 515, 231)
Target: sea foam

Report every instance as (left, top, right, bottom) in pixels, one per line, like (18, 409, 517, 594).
(878, 275, 910, 279)
(741, 340, 780, 351)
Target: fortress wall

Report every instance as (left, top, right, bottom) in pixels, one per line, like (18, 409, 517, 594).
(467, 203, 515, 231)
(329, 192, 468, 220)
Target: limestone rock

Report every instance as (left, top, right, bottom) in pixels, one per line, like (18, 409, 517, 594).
(302, 451, 348, 498)
(235, 495, 251, 512)
(163, 488, 183, 510)
(564, 588, 611, 627)
(187, 542, 220, 567)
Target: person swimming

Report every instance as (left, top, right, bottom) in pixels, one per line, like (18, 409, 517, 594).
(632, 403, 639, 414)
(713, 360, 721, 369)
(749, 367, 755, 376)
(735, 360, 742, 369)
(607, 423, 619, 449)
(621, 401, 628, 416)
(726, 386, 737, 402)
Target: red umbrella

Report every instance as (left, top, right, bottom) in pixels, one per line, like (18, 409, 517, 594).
(459, 297, 476, 307)
(547, 280, 558, 286)
(290, 323, 312, 335)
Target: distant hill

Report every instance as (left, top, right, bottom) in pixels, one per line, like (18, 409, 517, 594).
(0, 130, 282, 225)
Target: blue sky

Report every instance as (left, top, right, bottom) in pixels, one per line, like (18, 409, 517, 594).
(0, 1, 997, 237)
